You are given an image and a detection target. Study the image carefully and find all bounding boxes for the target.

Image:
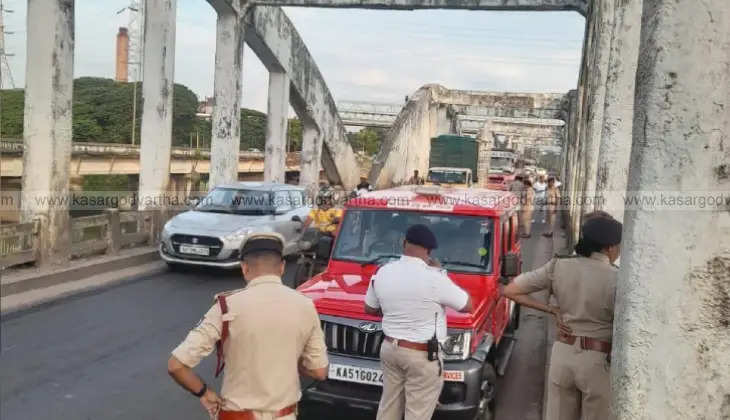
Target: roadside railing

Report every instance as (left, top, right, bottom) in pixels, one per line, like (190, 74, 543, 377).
(0, 209, 173, 269)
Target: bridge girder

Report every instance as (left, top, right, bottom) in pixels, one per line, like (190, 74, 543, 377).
(247, 0, 588, 16)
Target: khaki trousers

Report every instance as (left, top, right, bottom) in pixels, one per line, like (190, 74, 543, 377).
(546, 341, 613, 420)
(520, 208, 534, 235)
(376, 339, 443, 420)
(546, 208, 557, 233)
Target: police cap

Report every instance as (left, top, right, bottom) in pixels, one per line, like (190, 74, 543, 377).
(405, 224, 438, 250)
(240, 232, 284, 260)
(582, 216, 622, 246)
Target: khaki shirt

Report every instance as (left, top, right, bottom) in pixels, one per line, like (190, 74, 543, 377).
(514, 253, 617, 342)
(172, 275, 328, 411)
(546, 186, 560, 210)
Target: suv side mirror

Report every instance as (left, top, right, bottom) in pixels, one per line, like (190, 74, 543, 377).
(291, 215, 302, 223)
(501, 252, 520, 279)
(316, 236, 334, 260)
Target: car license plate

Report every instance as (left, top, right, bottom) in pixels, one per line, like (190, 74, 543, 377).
(179, 244, 210, 256)
(329, 364, 383, 386)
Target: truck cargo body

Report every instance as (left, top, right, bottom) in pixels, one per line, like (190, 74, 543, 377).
(429, 135, 480, 183)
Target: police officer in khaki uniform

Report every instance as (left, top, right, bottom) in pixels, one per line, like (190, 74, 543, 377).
(167, 233, 329, 420)
(503, 216, 622, 420)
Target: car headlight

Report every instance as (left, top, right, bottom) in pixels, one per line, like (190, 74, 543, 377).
(161, 222, 173, 240)
(442, 331, 471, 361)
(223, 228, 252, 244)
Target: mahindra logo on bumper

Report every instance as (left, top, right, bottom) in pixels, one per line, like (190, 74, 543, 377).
(191, 237, 198, 244)
(359, 322, 378, 333)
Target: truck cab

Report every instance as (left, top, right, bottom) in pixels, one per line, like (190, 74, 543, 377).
(425, 167, 473, 188)
(486, 149, 518, 191)
(298, 186, 522, 420)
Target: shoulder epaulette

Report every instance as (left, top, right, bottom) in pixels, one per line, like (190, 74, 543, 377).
(213, 287, 246, 301)
(553, 253, 577, 259)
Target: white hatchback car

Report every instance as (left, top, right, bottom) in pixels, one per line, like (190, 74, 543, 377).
(159, 182, 310, 269)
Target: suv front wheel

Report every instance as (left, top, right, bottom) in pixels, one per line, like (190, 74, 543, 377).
(474, 362, 497, 420)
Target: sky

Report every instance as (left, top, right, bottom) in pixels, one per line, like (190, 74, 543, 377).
(2, 0, 585, 112)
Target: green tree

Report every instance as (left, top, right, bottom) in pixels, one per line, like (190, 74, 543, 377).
(287, 118, 302, 151)
(0, 89, 24, 138)
(349, 127, 385, 156)
(240, 108, 267, 150)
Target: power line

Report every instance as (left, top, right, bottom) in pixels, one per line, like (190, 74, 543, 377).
(0, 0, 16, 89)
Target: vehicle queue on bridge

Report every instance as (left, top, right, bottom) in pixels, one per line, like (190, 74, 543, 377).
(161, 157, 623, 420)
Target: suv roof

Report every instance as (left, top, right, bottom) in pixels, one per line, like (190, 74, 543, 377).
(347, 185, 517, 217)
(215, 181, 304, 192)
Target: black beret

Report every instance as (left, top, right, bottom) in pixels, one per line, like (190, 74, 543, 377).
(405, 224, 438, 250)
(240, 232, 284, 259)
(582, 217, 623, 246)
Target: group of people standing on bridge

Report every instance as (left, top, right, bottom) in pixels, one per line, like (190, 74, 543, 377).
(509, 173, 562, 238)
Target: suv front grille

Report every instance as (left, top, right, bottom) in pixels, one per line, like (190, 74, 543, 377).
(321, 320, 385, 359)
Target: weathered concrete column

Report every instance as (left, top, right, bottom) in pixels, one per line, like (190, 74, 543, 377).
(612, 1, 730, 418)
(299, 119, 322, 193)
(209, 12, 244, 190)
(264, 70, 290, 183)
(21, 0, 75, 265)
(594, 0, 643, 221)
(138, 0, 176, 210)
(581, 0, 615, 213)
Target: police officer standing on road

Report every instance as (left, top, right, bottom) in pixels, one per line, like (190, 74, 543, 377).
(364, 224, 473, 420)
(167, 233, 329, 420)
(503, 216, 622, 420)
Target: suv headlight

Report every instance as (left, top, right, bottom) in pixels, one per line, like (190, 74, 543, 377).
(442, 331, 471, 361)
(223, 228, 252, 244)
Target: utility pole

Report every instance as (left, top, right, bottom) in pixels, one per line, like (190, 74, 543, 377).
(0, 0, 16, 89)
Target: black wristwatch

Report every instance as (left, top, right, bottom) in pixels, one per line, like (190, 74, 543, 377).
(192, 382, 207, 398)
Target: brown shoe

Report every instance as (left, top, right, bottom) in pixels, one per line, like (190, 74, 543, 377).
(542, 232, 553, 237)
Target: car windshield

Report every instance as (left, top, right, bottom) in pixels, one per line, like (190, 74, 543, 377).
(490, 157, 514, 171)
(427, 170, 467, 184)
(333, 209, 494, 274)
(196, 188, 273, 215)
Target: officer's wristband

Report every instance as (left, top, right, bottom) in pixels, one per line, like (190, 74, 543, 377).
(192, 382, 207, 398)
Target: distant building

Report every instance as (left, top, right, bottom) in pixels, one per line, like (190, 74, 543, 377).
(197, 96, 214, 120)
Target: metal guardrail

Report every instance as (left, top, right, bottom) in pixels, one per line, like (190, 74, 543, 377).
(0, 209, 171, 269)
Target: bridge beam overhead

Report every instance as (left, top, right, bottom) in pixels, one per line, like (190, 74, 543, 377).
(139, 0, 177, 209)
(251, 0, 588, 15)
(209, 6, 245, 190)
(244, 6, 360, 190)
(21, 0, 75, 265)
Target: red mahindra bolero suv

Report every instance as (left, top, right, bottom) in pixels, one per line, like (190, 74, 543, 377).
(297, 185, 522, 420)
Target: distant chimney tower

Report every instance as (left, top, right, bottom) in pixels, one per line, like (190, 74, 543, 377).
(115, 27, 129, 82)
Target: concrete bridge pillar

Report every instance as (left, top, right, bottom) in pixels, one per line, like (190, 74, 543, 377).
(581, 0, 615, 213)
(138, 0, 176, 210)
(612, 1, 730, 418)
(299, 119, 322, 194)
(209, 11, 244, 190)
(264, 70, 290, 183)
(21, 0, 75, 265)
(594, 0, 643, 221)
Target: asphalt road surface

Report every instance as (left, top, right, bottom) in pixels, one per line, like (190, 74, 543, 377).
(1, 210, 559, 420)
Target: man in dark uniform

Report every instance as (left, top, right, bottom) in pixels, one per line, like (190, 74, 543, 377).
(167, 233, 328, 419)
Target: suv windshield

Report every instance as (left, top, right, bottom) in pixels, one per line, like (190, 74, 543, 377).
(427, 170, 467, 184)
(333, 209, 494, 273)
(196, 188, 273, 215)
